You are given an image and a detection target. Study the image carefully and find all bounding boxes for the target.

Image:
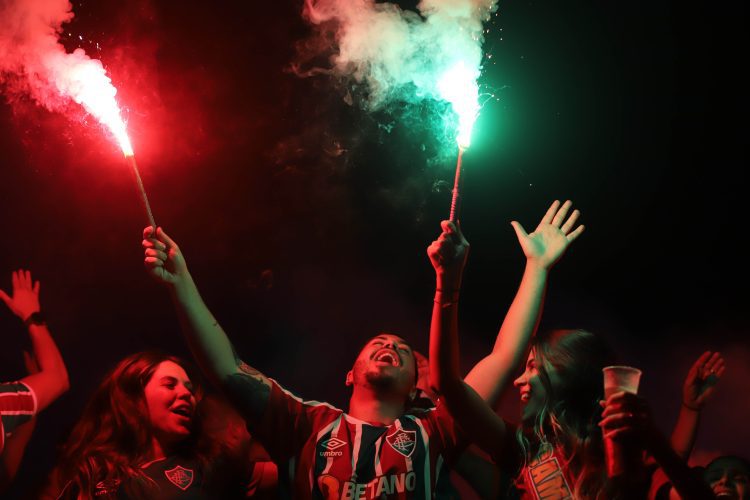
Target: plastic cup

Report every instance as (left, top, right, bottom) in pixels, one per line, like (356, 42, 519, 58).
(602, 366, 642, 478)
(603, 366, 642, 399)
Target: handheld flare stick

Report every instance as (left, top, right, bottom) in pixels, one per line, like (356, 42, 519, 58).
(450, 146, 465, 224)
(125, 155, 157, 230)
(449, 147, 465, 223)
(437, 62, 479, 224)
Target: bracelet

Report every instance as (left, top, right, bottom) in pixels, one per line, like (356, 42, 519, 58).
(434, 289, 459, 308)
(23, 311, 46, 328)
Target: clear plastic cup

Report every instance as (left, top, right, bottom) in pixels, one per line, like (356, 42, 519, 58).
(603, 366, 642, 399)
(602, 365, 642, 478)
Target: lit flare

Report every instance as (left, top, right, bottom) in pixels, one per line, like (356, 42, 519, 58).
(437, 61, 480, 149)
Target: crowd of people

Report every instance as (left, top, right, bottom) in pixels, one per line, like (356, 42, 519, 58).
(1, 200, 746, 499)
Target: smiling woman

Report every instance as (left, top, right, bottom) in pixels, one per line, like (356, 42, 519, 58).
(41, 352, 249, 499)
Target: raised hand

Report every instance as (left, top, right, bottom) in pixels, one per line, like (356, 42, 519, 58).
(682, 351, 725, 411)
(0, 270, 41, 321)
(142, 227, 189, 286)
(511, 200, 584, 269)
(427, 220, 470, 290)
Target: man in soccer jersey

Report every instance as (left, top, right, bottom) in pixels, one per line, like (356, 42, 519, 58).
(143, 227, 465, 499)
(0, 270, 69, 490)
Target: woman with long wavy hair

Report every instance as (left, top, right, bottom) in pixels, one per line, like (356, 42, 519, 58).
(44, 351, 247, 499)
(426, 200, 644, 497)
(512, 328, 615, 497)
(427, 201, 710, 498)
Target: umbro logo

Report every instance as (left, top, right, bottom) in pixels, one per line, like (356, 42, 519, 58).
(320, 437, 347, 457)
(321, 437, 347, 450)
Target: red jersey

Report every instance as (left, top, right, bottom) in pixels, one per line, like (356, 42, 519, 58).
(255, 380, 464, 499)
(0, 381, 37, 455)
(513, 443, 575, 500)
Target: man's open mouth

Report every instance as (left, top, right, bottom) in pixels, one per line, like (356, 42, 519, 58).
(373, 349, 399, 366)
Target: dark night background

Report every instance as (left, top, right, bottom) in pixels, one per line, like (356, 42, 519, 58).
(0, 0, 747, 496)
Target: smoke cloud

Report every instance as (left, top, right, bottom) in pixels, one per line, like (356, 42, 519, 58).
(299, 0, 498, 151)
(0, 0, 127, 146)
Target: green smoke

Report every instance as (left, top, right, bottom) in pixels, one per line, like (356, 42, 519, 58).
(302, 0, 498, 155)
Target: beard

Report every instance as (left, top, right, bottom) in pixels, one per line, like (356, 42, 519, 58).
(364, 369, 399, 392)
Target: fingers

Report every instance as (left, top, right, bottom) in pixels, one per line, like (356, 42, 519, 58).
(438, 220, 469, 247)
(144, 256, 165, 268)
(560, 209, 581, 234)
(693, 350, 712, 369)
(11, 269, 34, 291)
(601, 391, 648, 417)
(551, 200, 573, 227)
(599, 412, 639, 429)
(0, 289, 9, 305)
(33, 280, 40, 295)
(510, 221, 528, 242)
(704, 352, 724, 375)
(143, 226, 156, 239)
(142, 238, 167, 252)
(156, 227, 179, 249)
(687, 351, 711, 381)
(602, 427, 634, 441)
(567, 225, 585, 242)
(540, 200, 561, 226)
(430, 233, 456, 263)
(694, 351, 724, 380)
(144, 248, 168, 262)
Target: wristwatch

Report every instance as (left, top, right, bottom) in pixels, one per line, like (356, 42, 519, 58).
(23, 311, 46, 328)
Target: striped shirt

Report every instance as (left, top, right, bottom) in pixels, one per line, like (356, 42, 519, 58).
(257, 381, 463, 499)
(0, 381, 37, 454)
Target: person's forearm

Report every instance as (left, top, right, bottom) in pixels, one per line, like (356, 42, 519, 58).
(493, 261, 547, 355)
(169, 273, 239, 384)
(649, 431, 713, 500)
(429, 269, 464, 394)
(428, 277, 509, 456)
(27, 325, 69, 408)
(670, 405, 700, 459)
(465, 262, 547, 404)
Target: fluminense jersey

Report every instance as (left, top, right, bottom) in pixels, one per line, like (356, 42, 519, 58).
(255, 380, 465, 499)
(0, 381, 37, 455)
(53, 455, 248, 499)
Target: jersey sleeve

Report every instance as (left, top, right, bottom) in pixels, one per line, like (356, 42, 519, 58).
(0, 381, 38, 451)
(250, 379, 342, 463)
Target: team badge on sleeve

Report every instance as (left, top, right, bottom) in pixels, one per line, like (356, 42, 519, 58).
(386, 428, 416, 457)
(165, 465, 194, 490)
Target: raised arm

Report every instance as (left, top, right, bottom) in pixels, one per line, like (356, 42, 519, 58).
(671, 351, 724, 459)
(0, 270, 69, 412)
(428, 220, 510, 453)
(142, 227, 271, 422)
(465, 200, 584, 406)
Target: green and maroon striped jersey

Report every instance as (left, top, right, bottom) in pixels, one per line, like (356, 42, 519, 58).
(0, 381, 36, 454)
(256, 380, 465, 499)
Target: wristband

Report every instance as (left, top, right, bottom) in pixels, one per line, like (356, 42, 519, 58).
(24, 311, 46, 328)
(434, 289, 459, 308)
